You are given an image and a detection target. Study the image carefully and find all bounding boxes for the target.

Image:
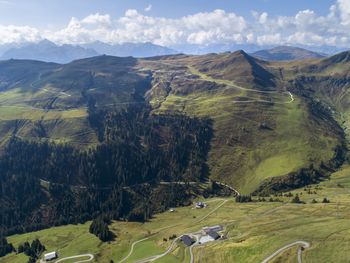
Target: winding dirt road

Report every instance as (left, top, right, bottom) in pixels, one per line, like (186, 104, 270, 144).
(213, 181, 240, 196)
(260, 241, 310, 263)
(119, 237, 150, 263)
(134, 237, 181, 263)
(189, 235, 200, 263)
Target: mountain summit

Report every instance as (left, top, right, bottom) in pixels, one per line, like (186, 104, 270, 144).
(193, 50, 276, 88)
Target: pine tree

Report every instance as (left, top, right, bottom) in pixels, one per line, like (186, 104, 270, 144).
(291, 194, 304, 204)
(31, 239, 45, 257)
(89, 217, 113, 242)
(0, 237, 14, 257)
(322, 197, 330, 203)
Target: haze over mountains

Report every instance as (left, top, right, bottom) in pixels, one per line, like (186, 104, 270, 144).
(0, 39, 334, 63)
(0, 40, 98, 64)
(251, 46, 326, 61)
(82, 41, 178, 58)
(0, 40, 179, 63)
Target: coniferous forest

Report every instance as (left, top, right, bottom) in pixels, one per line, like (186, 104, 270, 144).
(0, 104, 213, 236)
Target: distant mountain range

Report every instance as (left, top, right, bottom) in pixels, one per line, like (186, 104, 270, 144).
(171, 43, 347, 56)
(82, 41, 178, 58)
(0, 40, 98, 64)
(251, 46, 326, 61)
(0, 40, 179, 63)
(0, 40, 347, 63)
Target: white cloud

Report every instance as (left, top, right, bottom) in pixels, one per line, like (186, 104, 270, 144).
(338, 0, 350, 25)
(248, 1, 350, 48)
(0, 25, 41, 44)
(2, 1, 350, 49)
(145, 4, 152, 12)
(81, 13, 112, 27)
(259, 12, 268, 24)
(46, 9, 247, 46)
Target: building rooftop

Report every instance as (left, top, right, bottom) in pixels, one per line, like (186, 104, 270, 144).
(181, 235, 194, 246)
(208, 231, 220, 240)
(44, 251, 57, 260)
(203, 225, 223, 233)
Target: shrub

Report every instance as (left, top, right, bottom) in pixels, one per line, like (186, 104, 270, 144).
(322, 197, 330, 203)
(169, 234, 177, 240)
(291, 194, 304, 204)
(235, 195, 252, 203)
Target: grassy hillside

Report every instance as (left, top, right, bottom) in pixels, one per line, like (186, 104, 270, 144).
(4, 165, 350, 263)
(141, 53, 343, 194)
(187, 51, 276, 89)
(0, 56, 151, 148)
(269, 51, 350, 139)
(0, 52, 346, 195)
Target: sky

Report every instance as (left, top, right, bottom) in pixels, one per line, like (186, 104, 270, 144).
(0, 0, 349, 49)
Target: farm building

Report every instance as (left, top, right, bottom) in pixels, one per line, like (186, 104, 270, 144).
(181, 235, 194, 246)
(203, 225, 223, 234)
(199, 231, 221, 244)
(195, 202, 207, 209)
(44, 251, 57, 261)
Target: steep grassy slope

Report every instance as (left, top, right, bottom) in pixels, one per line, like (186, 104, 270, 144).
(189, 50, 276, 89)
(271, 51, 350, 139)
(141, 52, 343, 194)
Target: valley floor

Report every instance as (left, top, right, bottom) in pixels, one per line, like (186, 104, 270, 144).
(3, 165, 350, 263)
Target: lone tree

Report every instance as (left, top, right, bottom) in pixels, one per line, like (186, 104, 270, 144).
(89, 217, 113, 242)
(291, 194, 304, 204)
(322, 197, 330, 203)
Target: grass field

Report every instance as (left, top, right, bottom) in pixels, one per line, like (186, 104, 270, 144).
(3, 165, 350, 263)
(0, 81, 98, 147)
